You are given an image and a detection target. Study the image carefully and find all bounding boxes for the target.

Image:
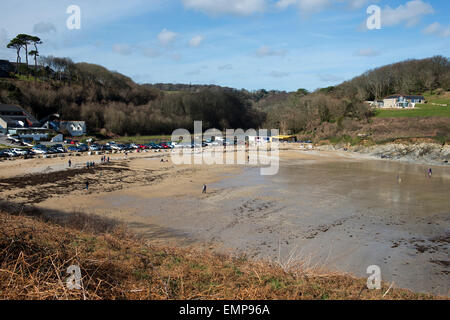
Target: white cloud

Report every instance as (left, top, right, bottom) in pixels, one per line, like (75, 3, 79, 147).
(275, 0, 329, 13)
(269, 71, 290, 78)
(33, 22, 57, 34)
(189, 35, 204, 47)
(158, 28, 178, 47)
(355, 48, 381, 57)
(113, 44, 132, 56)
(423, 22, 450, 38)
(275, 0, 298, 10)
(382, 0, 434, 27)
(182, 0, 265, 16)
(276, 0, 374, 14)
(255, 46, 287, 57)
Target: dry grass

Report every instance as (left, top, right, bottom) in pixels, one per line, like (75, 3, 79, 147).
(0, 206, 443, 300)
(310, 117, 450, 144)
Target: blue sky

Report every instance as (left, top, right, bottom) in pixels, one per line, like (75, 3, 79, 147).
(0, 0, 449, 91)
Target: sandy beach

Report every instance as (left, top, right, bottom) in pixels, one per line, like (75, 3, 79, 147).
(0, 148, 449, 295)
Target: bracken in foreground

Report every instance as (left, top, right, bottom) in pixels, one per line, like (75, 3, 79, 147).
(0, 205, 443, 300)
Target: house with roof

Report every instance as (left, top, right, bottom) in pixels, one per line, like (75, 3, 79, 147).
(382, 95, 425, 109)
(45, 120, 87, 137)
(0, 104, 52, 140)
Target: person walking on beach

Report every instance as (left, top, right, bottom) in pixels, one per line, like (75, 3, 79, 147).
(85, 180, 89, 191)
(428, 168, 433, 178)
(68, 159, 72, 168)
(202, 184, 207, 194)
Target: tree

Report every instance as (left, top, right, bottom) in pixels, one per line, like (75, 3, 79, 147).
(16, 34, 34, 72)
(28, 36, 42, 82)
(6, 38, 24, 74)
(29, 50, 39, 82)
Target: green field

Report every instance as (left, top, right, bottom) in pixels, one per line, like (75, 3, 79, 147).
(375, 104, 450, 118)
(375, 93, 450, 118)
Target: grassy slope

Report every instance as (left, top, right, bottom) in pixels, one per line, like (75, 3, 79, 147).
(375, 93, 450, 119)
(0, 207, 442, 300)
(375, 105, 450, 118)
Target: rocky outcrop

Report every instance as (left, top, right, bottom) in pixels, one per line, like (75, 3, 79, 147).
(319, 143, 450, 165)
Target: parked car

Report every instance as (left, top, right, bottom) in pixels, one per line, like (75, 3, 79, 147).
(89, 144, 100, 151)
(100, 144, 112, 151)
(67, 146, 81, 152)
(11, 148, 28, 156)
(110, 144, 125, 151)
(32, 145, 48, 154)
(147, 143, 160, 150)
(52, 144, 66, 153)
(2, 149, 17, 157)
(76, 144, 89, 152)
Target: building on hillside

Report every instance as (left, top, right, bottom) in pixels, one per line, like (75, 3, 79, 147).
(0, 60, 14, 78)
(45, 120, 87, 137)
(365, 100, 384, 108)
(382, 95, 425, 109)
(0, 104, 52, 140)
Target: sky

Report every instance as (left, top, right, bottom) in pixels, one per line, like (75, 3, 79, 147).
(0, 0, 449, 92)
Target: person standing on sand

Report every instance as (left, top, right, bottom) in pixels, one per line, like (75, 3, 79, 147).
(68, 159, 72, 168)
(85, 180, 89, 191)
(428, 168, 433, 178)
(202, 184, 207, 194)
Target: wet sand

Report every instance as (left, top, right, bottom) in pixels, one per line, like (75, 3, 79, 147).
(1, 149, 448, 295)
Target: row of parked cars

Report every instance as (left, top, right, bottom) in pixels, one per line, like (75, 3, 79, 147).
(0, 141, 178, 158)
(0, 138, 237, 158)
